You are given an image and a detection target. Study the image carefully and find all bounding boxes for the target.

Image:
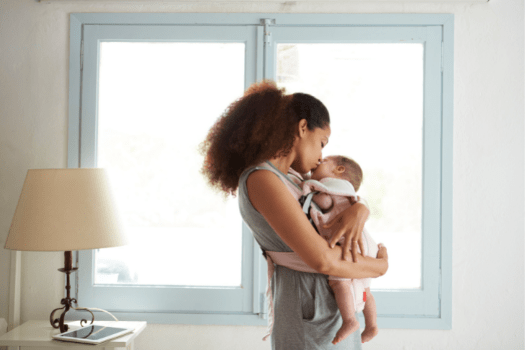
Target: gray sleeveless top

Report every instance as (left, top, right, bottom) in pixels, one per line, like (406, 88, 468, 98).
(238, 162, 362, 350)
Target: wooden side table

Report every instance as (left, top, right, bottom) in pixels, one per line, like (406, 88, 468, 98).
(0, 320, 146, 350)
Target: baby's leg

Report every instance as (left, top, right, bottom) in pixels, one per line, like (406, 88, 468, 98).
(329, 279, 360, 345)
(361, 288, 379, 343)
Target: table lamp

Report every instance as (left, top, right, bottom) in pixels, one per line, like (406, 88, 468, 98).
(4, 169, 129, 333)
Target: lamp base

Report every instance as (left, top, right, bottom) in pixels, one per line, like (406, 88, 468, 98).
(50, 251, 94, 333)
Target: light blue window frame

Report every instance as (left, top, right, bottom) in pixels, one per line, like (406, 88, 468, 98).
(68, 13, 453, 329)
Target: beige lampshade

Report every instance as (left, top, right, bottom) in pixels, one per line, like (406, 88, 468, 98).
(5, 168, 129, 252)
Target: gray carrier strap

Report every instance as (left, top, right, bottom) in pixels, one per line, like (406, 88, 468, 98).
(301, 191, 317, 215)
(300, 191, 320, 234)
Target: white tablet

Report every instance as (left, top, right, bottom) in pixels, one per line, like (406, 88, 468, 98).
(52, 325, 134, 345)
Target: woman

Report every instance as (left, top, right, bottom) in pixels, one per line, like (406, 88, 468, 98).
(201, 81, 388, 349)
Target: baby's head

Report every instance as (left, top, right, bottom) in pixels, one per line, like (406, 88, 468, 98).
(311, 155, 363, 191)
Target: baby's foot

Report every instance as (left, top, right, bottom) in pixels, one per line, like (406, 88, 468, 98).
(332, 319, 359, 345)
(361, 325, 379, 343)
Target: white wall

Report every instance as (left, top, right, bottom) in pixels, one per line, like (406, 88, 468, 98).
(1, 0, 523, 349)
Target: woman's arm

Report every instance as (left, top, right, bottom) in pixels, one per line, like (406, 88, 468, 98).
(247, 170, 388, 279)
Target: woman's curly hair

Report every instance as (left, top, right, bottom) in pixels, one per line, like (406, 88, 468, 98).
(200, 80, 329, 196)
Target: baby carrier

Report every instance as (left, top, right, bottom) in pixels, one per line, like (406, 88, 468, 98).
(260, 163, 377, 340)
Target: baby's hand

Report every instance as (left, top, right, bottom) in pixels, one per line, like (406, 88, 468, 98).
(376, 244, 388, 260)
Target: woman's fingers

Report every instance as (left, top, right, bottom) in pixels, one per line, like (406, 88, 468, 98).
(358, 240, 366, 257)
(351, 234, 365, 262)
(323, 214, 338, 228)
(331, 230, 345, 249)
(325, 216, 344, 248)
(325, 204, 368, 262)
(350, 240, 358, 262)
(340, 235, 350, 259)
(339, 229, 360, 262)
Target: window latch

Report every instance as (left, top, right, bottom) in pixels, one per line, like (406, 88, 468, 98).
(262, 18, 275, 46)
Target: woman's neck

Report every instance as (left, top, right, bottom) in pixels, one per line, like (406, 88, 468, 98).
(268, 153, 295, 174)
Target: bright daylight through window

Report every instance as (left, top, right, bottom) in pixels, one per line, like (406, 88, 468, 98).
(277, 43, 423, 289)
(95, 42, 245, 287)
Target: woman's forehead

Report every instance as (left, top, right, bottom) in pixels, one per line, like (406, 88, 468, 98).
(318, 125, 331, 137)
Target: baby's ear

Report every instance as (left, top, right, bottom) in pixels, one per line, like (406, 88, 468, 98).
(335, 165, 346, 174)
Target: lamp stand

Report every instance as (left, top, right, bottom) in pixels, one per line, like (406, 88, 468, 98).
(50, 251, 94, 333)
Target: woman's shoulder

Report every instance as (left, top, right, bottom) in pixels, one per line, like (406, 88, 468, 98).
(239, 162, 279, 199)
(240, 161, 302, 198)
(239, 161, 274, 181)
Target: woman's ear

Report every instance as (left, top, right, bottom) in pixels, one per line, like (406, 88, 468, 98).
(297, 119, 308, 138)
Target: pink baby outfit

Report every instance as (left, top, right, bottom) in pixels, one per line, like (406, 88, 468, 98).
(300, 177, 379, 313)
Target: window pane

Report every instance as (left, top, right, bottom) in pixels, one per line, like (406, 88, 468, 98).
(277, 43, 423, 289)
(95, 42, 245, 286)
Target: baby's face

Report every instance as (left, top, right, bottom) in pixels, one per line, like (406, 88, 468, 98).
(310, 158, 338, 181)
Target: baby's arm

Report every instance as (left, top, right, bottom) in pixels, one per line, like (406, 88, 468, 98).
(361, 288, 379, 343)
(312, 192, 334, 211)
(322, 194, 358, 213)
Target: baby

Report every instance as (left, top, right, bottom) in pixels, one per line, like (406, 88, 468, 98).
(291, 156, 379, 345)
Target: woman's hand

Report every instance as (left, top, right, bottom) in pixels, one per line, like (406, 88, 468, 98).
(323, 202, 370, 262)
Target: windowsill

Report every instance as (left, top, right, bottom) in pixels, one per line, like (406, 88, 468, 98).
(40, 0, 487, 3)
(68, 310, 451, 329)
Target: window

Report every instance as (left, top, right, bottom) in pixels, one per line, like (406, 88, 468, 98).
(69, 13, 453, 328)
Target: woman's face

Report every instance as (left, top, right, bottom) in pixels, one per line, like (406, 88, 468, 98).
(291, 122, 331, 174)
